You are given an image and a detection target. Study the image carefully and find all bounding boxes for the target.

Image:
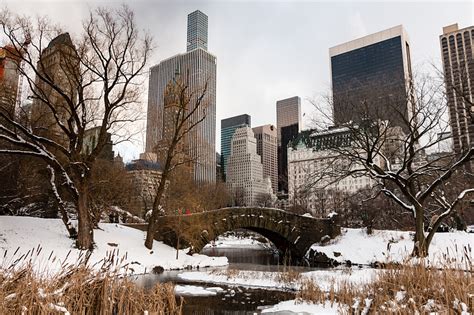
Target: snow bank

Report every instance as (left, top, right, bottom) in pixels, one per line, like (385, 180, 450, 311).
(174, 285, 224, 296)
(178, 270, 298, 290)
(303, 268, 378, 292)
(260, 300, 343, 314)
(0, 216, 228, 275)
(178, 267, 378, 292)
(310, 228, 474, 268)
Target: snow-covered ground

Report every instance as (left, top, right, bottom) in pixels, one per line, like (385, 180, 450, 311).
(260, 300, 342, 314)
(310, 228, 474, 268)
(0, 216, 228, 275)
(178, 267, 378, 292)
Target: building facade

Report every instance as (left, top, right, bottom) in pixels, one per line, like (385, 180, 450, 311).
(288, 127, 379, 216)
(276, 96, 301, 144)
(0, 45, 22, 198)
(279, 123, 299, 193)
(145, 10, 217, 183)
(81, 126, 114, 161)
(221, 114, 251, 179)
(30, 33, 79, 147)
(252, 124, 278, 193)
(0, 45, 22, 119)
(276, 96, 302, 194)
(125, 159, 162, 218)
(439, 24, 474, 164)
(187, 10, 208, 52)
(226, 126, 272, 206)
(330, 25, 414, 133)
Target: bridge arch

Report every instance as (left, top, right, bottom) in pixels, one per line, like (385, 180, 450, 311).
(152, 207, 340, 263)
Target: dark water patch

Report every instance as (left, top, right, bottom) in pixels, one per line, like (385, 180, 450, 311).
(201, 246, 280, 265)
(179, 284, 295, 315)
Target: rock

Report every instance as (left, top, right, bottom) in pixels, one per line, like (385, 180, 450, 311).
(306, 249, 340, 267)
(320, 235, 331, 244)
(152, 266, 164, 274)
(333, 251, 341, 257)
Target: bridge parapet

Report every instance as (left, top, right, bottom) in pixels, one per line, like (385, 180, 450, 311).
(126, 207, 340, 263)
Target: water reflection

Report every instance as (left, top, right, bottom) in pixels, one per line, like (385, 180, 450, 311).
(201, 247, 279, 265)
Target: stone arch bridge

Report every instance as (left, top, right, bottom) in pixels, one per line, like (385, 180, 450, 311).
(128, 207, 340, 263)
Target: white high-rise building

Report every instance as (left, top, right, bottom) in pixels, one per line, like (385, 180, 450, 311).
(288, 127, 379, 215)
(252, 124, 278, 193)
(227, 127, 272, 206)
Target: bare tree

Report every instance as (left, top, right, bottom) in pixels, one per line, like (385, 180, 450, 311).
(310, 72, 473, 257)
(0, 6, 151, 249)
(145, 75, 209, 249)
(165, 166, 231, 213)
(230, 186, 246, 207)
(255, 192, 274, 208)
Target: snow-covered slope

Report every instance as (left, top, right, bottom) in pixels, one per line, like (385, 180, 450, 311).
(310, 228, 473, 268)
(0, 216, 228, 275)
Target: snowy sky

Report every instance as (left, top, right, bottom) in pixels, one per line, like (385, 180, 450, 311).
(2, 0, 473, 161)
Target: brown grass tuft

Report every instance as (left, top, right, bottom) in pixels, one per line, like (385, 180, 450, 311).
(297, 258, 474, 314)
(0, 247, 182, 314)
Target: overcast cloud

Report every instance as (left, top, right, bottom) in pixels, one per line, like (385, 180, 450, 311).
(2, 0, 473, 161)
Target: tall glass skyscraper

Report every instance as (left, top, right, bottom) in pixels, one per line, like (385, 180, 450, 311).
(187, 10, 208, 52)
(146, 10, 217, 183)
(330, 25, 414, 132)
(220, 114, 251, 180)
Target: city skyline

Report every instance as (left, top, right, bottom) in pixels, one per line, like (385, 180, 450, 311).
(2, 0, 472, 161)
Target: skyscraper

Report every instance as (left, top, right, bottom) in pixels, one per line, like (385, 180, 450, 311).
(227, 126, 271, 206)
(330, 25, 414, 132)
(439, 23, 474, 160)
(221, 114, 251, 180)
(276, 96, 302, 145)
(279, 123, 299, 193)
(187, 10, 208, 52)
(252, 124, 277, 193)
(276, 96, 301, 193)
(145, 10, 217, 183)
(31, 33, 79, 146)
(0, 45, 22, 198)
(0, 45, 22, 119)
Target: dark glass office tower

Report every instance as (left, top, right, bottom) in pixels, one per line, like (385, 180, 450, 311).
(330, 25, 414, 132)
(220, 114, 251, 180)
(279, 123, 299, 193)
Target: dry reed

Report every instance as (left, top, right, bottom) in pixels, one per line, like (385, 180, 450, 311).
(0, 246, 182, 314)
(297, 245, 474, 314)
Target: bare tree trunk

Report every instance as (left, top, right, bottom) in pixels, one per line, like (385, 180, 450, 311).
(145, 170, 169, 249)
(413, 206, 428, 257)
(76, 180, 94, 250)
(47, 166, 77, 239)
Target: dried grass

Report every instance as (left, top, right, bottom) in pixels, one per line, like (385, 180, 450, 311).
(0, 246, 182, 314)
(297, 247, 474, 314)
